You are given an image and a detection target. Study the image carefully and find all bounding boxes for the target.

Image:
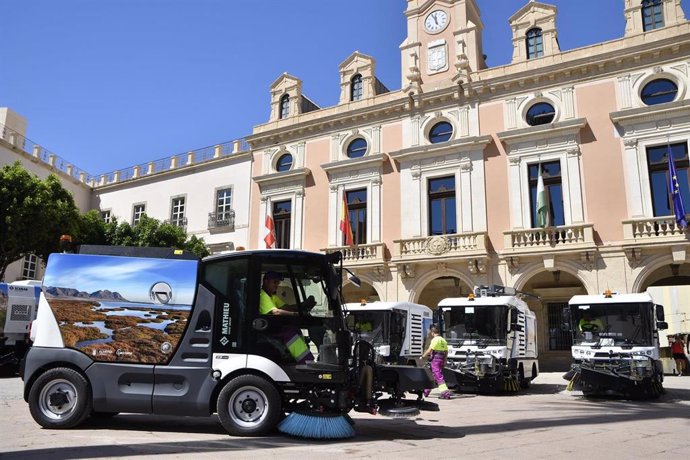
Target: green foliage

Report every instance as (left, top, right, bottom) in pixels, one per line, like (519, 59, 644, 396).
(0, 161, 80, 279)
(78, 214, 210, 259)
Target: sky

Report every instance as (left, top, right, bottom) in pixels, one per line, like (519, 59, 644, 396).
(1, 0, 628, 175)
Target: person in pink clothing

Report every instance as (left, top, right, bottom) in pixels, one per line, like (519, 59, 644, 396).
(421, 324, 452, 399)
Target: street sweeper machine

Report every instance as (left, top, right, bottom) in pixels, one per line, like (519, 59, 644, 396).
(21, 245, 434, 439)
(344, 301, 433, 365)
(436, 285, 539, 393)
(563, 291, 667, 398)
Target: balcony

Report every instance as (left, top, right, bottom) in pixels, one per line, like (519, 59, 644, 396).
(393, 232, 488, 262)
(503, 223, 595, 255)
(623, 216, 690, 245)
(208, 211, 235, 233)
(323, 243, 387, 267)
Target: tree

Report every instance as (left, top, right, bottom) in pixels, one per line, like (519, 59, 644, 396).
(0, 162, 80, 280)
(77, 213, 210, 259)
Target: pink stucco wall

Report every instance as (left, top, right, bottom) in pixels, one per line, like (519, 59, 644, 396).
(303, 138, 331, 251)
(577, 80, 626, 243)
(479, 102, 510, 252)
(381, 122, 403, 253)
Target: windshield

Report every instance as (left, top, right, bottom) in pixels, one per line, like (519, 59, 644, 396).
(570, 302, 654, 346)
(348, 311, 388, 345)
(440, 304, 507, 346)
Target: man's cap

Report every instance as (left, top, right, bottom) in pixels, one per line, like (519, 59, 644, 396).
(264, 270, 284, 281)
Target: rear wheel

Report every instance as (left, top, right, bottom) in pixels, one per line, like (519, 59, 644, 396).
(28, 367, 92, 429)
(217, 375, 282, 436)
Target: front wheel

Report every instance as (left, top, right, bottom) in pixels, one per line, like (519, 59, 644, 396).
(217, 375, 282, 436)
(28, 367, 92, 429)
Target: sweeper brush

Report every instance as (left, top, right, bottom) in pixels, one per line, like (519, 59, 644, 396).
(277, 411, 355, 439)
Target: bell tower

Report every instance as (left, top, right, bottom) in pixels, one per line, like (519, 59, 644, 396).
(400, 0, 486, 93)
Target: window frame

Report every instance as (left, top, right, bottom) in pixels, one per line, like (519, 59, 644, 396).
(528, 160, 565, 228)
(276, 153, 294, 172)
(427, 175, 457, 236)
(345, 188, 367, 245)
(279, 94, 290, 119)
(132, 203, 146, 226)
(642, 0, 664, 31)
(273, 199, 292, 249)
(170, 195, 187, 228)
(22, 254, 38, 280)
(346, 138, 368, 159)
(100, 210, 112, 224)
(428, 121, 454, 144)
(351, 74, 363, 102)
(526, 27, 544, 59)
(525, 102, 556, 126)
(640, 78, 678, 106)
(646, 142, 690, 218)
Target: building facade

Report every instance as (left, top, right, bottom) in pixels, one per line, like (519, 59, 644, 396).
(3, 0, 690, 368)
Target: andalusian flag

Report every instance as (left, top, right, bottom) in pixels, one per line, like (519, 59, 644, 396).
(340, 192, 354, 246)
(536, 164, 549, 228)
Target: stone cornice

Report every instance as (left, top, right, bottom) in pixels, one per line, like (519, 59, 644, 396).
(95, 150, 253, 192)
(321, 153, 389, 174)
(496, 118, 587, 145)
(253, 167, 311, 186)
(389, 135, 492, 162)
(610, 99, 690, 126)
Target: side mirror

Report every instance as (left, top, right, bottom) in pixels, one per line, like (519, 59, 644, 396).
(656, 305, 666, 322)
(349, 274, 361, 288)
(657, 321, 669, 331)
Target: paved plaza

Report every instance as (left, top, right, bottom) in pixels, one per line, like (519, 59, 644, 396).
(1, 372, 689, 459)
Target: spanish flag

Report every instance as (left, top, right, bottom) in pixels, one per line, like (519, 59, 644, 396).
(340, 192, 354, 246)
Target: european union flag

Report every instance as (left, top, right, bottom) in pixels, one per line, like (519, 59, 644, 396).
(667, 147, 688, 228)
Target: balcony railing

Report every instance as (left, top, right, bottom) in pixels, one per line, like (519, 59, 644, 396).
(623, 215, 690, 243)
(393, 232, 488, 261)
(503, 223, 595, 253)
(208, 211, 235, 231)
(323, 243, 387, 266)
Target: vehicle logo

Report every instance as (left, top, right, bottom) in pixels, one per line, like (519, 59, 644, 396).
(220, 337, 229, 346)
(149, 281, 173, 304)
(161, 342, 172, 354)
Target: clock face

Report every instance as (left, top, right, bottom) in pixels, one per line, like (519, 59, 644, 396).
(424, 10, 448, 33)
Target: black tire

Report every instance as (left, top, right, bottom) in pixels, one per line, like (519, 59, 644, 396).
(217, 375, 282, 437)
(28, 367, 92, 429)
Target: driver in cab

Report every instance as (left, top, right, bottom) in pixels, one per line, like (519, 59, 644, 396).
(578, 311, 604, 333)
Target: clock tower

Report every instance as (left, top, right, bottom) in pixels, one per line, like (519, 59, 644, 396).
(400, 0, 486, 93)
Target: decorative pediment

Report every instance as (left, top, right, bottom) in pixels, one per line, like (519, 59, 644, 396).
(509, 1, 560, 63)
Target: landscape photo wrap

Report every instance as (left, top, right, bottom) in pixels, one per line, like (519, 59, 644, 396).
(42, 253, 199, 364)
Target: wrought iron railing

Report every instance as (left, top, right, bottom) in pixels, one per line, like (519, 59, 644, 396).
(208, 211, 235, 230)
(164, 217, 188, 230)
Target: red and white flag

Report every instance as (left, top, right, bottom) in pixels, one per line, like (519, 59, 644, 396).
(264, 204, 276, 249)
(340, 192, 354, 246)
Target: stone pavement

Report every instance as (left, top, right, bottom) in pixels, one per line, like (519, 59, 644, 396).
(1, 372, 689, 459)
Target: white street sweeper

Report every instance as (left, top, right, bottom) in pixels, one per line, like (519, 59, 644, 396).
(436, 285, 539, 393)
(563, 290, 667, 398)
(22, 245, 434, 439)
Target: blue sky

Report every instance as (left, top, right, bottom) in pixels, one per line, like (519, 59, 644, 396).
(43, 253, 198, 304)
(1, 0, 626, 175)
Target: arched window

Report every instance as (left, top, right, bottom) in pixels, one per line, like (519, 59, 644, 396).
(276, 153, 293, 172)
(346, 138, 367, 158)
(526, 102, 556, 126)
(280, 94, 290, 119)
(641, 78, 678, 105)
(526, 28, 544, 59)
(642, 0, 664, 31)
(351, 74, 363, 101)
(429, 121, 453, 144)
